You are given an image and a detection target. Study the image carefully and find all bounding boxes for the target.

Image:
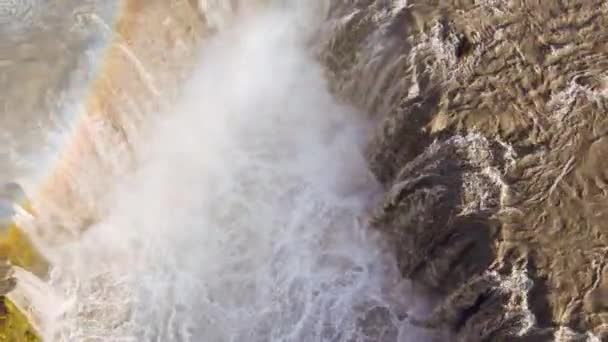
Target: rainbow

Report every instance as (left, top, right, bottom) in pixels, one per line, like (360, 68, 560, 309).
(0, 1, 206, 338)
(11, 0, 207, 235)
(0, 0, 206, 275)
(0, 0, 205, 260)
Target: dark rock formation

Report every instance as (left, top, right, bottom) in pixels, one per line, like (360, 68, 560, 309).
(320, 1, 608, 340)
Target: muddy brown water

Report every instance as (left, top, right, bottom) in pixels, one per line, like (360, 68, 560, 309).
(0, 0, 606, 341)
(320, 1, 608, 340)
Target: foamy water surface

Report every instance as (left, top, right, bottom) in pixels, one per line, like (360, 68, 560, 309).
(7, 2, 440, 341)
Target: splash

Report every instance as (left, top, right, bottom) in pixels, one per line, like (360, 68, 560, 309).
(24, 2, 437, 341)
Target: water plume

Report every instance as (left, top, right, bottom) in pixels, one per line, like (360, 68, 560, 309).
(31, 2, 437, 341)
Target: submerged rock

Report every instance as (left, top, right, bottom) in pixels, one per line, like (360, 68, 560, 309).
(0, 182, 48, 277)
(321, 1, 608, 340)
(0, 183, 48, 341)
(0, 295, 39, 342)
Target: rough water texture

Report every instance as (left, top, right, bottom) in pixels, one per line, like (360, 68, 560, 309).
(319, 1, 608, 341)
(1, 0, 607, 341)
(0, 0, 206, 338)
(40, 3, 443, 341)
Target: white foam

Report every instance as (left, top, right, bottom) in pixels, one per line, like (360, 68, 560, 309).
(40, 3, 435, 341)
(7, 267, 65, 339)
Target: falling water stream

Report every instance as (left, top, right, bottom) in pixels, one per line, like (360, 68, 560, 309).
(3, 1, 439, 341)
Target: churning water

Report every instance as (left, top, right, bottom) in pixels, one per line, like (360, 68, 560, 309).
(11, 2, 438, 341)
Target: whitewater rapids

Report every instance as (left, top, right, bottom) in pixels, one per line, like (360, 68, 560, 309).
(24, 2, 437, 341)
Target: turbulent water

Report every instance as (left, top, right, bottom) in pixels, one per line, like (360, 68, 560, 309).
(7, 0, 608, 340)
(10, 2, 440, 341)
